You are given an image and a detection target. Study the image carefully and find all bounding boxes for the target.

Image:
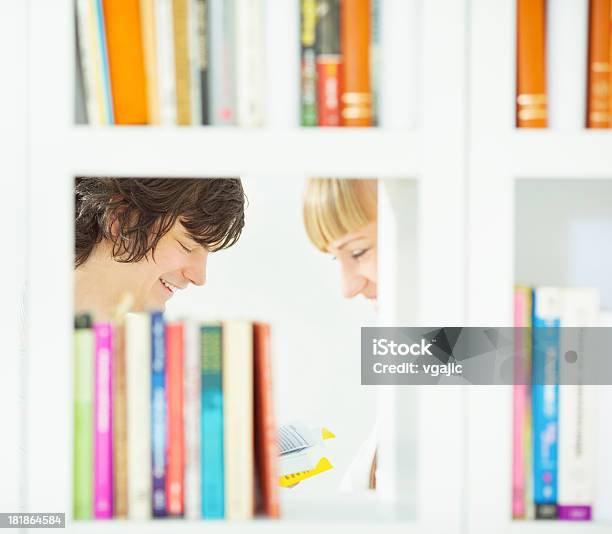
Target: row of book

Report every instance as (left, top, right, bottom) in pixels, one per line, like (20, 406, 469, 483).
(512, 286, 612, 521)
(73, 312, 280, 519)
(75, 0, 264, 126)
(516, 0, 612, 129)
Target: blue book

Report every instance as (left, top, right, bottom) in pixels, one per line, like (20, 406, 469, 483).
(92, 0, 114, 124)
(201, 324, 224, 518)
(532, 287, 562, 519)
(151, 312, 167, 517)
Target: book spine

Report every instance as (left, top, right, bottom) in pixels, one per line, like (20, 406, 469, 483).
(546, 0, 589, 129)
(557, 288, 599, 521)
(196, 0, 209, 124)
(300, 0, 318, 126)
(103, 0, 148, 124)
(532, 287, 561, 519)
(516, 0, 547, 127)
(370, 0, 380, 126)
(151, 311, 167, 517)
(73, 315, 94, 519)
(183, 320, 201, 519)
(235, 0, 265, 127)
(93, 0, 114, 124)
(155, 0, 177, 124)
(140, 0, 161, 124)
(315, 0, 341, 126)
(74, 7, 89, 124)
(201, 324, 224, 519)
(512, 286, 532, 519)
(340, 0, 372, 126)
(587, 0, 611, 128)
(93, 323, 113, 518)
(209, 0, 236, 125)
(253, 323, 280, 518)
(126, 313, 152, 519)
(222, 321, 254, 520)
(173, 0, 192, 125)
(166, 322, 185, 516)
(112, 322, 127, 517)
(188, 0, 202, 125)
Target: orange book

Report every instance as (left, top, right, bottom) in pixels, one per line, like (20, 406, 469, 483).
(102, 0, 149, 124)
(340, 0, 372, 126)
(516, 0, 547, 127)
(587, 0, 611, 128)
(253, 323, 280, 518)
(166, 322, 184, 516)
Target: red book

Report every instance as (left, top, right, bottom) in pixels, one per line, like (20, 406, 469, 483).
(166, 322, 184, 516)
(253, 323, 280, 518)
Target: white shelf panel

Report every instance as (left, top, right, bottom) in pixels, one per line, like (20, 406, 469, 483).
(511, 131, 612, 179)
(67, 128, 421, 178)
(509, 521, 612, 534)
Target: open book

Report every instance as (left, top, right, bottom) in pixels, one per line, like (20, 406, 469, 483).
(277, 423, 336, 487)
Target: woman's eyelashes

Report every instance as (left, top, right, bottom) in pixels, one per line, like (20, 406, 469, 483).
(350, 247, 370, 260)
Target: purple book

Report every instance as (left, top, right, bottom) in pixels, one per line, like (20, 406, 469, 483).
(94, 323, 113, 518)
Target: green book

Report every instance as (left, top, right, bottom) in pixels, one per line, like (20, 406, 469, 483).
(73, 314, 94, 519)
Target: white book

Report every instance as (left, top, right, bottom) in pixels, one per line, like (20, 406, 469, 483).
(546, 0, 589, 129)
(234, 0, 264, 127)
(380, 0, 419, 129)
(155, 0, 177, 124)
(594, 311, 612, 521)
(222, 320, 253, 519)
(558, 288, 599, 520)
(125, 313, 152, 519)
(209, 0, 236, 125)
(183, 319, 201, 519)
(188, 0, 202, 125)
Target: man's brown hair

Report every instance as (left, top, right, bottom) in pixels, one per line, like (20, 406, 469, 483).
(75, 177, 246, 268)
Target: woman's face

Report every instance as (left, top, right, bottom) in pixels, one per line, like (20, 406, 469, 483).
(327, 221, 377, 301)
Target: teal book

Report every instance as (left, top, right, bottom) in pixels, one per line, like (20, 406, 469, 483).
(201, 324, 224, 518)
(74, 314, 94, 519)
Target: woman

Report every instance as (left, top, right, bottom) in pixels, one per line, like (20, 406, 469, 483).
(303, 177, 378, 491)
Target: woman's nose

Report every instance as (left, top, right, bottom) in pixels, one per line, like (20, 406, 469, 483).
(340, 262, 366, 299)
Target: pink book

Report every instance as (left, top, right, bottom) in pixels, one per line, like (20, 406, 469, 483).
(94, 323, 113, 518)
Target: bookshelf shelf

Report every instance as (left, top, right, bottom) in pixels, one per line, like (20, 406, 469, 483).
(509, 521, 612, 534)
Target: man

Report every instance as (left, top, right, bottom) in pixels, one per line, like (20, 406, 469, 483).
(74, 177, 245, 320)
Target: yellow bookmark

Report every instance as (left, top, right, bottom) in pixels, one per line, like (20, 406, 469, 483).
(279, 457, 333, 487)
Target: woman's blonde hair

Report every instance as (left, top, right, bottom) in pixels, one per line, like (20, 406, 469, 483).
(303, 178, 377, 252)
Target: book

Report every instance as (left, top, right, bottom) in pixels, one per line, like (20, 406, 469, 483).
(140, 0, 161, 124)
(74, 9, 88, 125)
(315, 0, 341, 126)
(201, 324, 224, 519)
(188, 0, 202, 125)
(102, 0, 148, 124)
(586, 0, 611, 128)
(73, 314, 94, 519)
(112, 321, 127, 518)
(195, 0, 209, 124)
(125, 313, 152, 519)
(340, 0, 372, 126)
(370, 0, 380, 126)
(151, 311, 167, 517)
(300, 0, 318, 126)
(546, 0, 589, 129)
(173, 0, 192, 125)
(253, 323, 280, 517)
(166, 321, 185, 516)
(209, 0, 236, 125)
(155, 0, 177, 124)
(93, 322, 113, 518)
(557, 288, 599, 521)
(516, 0, 547, 127)
(532, 287, 561, 519)
(222, 320, 254, 520)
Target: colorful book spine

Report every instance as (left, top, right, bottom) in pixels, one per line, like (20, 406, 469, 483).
(140, 0, 161, 124)
(73, 314, 94, 519)
(253, 323, 280, 518)
(516, 0, 547, 127)
(532, 287, 561, 519)
(151, 311, 167, 517)
(166, 322, 185, 516)
(557, 288, 599, 521)
(74, 8, 89, 124)
(112, 321, 128, 517)
(155, 0, 177, 124)
(370, 0, 380, 126)
(300, 0, 318, 126)
(201, 324, 225, 519)
(126, 313, 152, 519)
(173, 0, 192, 125)
(209, 0, 236, 125)
(103, 0, 148, 124)
(340, 0, 372, 126)
(94, 323, 113, 518)
(195, 0, 209, 124)
(188, 0, 202, 125)
(183, 320, 201, 519)
(586, 0, 611, 128)
(315, 0, 341, 126)
(93, 0, 114, 124)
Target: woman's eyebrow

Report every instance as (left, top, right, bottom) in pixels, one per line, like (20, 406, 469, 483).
(337, 235, 365, 250)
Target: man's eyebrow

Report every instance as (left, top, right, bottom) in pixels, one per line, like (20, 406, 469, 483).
(336, 235, 365, 250)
